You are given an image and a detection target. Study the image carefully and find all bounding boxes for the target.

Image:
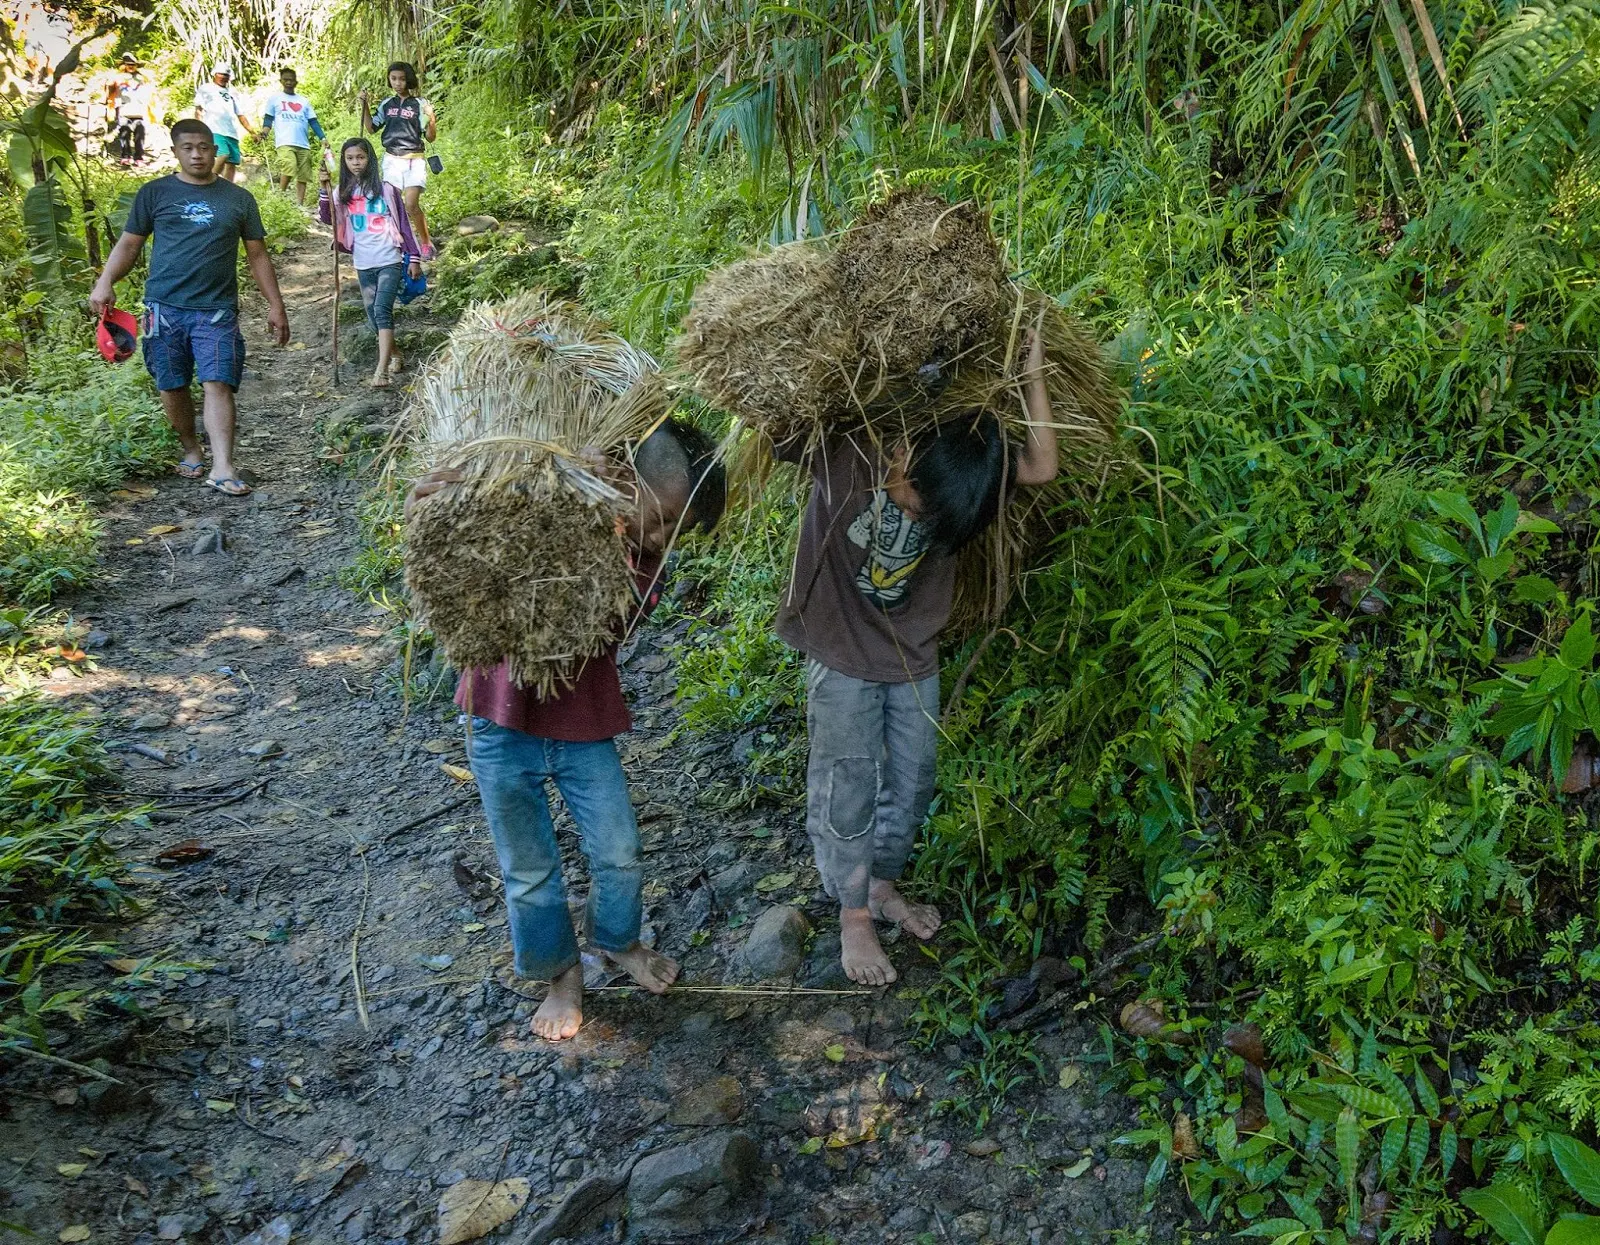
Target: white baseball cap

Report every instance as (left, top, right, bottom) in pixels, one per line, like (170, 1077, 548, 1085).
(213, 63, 233, 76)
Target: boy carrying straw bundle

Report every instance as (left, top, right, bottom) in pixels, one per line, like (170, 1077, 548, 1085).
(406, 420, 725, 1039)
(678, 190, 1120, 987)
(776, 325, 1058, 985)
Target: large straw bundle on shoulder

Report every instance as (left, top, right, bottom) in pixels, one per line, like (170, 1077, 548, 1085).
(674, 241, 855, 441)
(834, 190, 1009, 385)
(403, 290, 669, 694)
(676, 190, 1127, 633)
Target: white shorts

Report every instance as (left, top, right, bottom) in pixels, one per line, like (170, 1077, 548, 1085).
(381, 152, 428, 190)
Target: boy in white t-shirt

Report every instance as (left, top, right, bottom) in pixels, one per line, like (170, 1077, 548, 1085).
(193, 64, 256, 182)
(262, 67, 326, 205)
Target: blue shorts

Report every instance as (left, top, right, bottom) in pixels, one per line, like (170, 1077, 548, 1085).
(214, 134, 242, 165)
(141, 304, 246, 392)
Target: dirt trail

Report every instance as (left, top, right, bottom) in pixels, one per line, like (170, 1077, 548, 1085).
(4, 231, 1181, 1245)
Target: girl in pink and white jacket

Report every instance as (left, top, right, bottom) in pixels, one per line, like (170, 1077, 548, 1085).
(318, 137, 424, 388)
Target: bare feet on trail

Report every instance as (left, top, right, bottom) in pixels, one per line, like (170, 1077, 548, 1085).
(840, 907, 897, 986)
(607, 942, 680, 994)
(531, 963, 584, 1041)
(869, 878, 942, 940)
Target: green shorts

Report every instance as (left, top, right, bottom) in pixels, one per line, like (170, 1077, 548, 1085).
(272, 143, 317, 183)
(214, 134, 242, 165)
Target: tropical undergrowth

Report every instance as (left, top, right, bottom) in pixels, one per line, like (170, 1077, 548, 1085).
(307, 0, 1600, 1236)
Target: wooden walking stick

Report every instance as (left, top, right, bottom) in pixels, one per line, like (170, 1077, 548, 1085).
(331, 238, 341, 387)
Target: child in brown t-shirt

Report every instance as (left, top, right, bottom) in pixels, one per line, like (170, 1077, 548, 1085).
(777, 329, 1058, 984)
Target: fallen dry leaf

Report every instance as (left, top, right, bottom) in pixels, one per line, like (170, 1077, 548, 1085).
(104, 958, 142, 973)
(440, 763, 475, 783)
(1058, 1062, 1083, 1089)
(422, 738, 452, 753)
(123, 1175, 149, 1196)
(145, 524, 182, 536)
(59, 1228, 90, 1243)
(205, 1098, 235, 1113)
(754, 871, 796, 893)
(1061, 1155, 1094, 1178)
(57, 1163, 87, 1178)
(154, 839, 214, 867)
(437, 1177, 530, 1245)
(1173, 1111, 1201, 1160)
(965, 1137, 1002, 1157)
(110, 486, 159, 502)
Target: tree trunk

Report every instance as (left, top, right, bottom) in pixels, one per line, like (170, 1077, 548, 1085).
(82, 196, 101, 270)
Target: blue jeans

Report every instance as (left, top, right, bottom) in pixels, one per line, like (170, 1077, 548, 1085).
(356, 262, 403, 332)
(466, 719, 643, 980)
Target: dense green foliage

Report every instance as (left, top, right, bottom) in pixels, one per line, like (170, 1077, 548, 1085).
(0, 694, 138, 1060)
(53, 0, 1600, 1236)
(363, 2, 1600, 1238)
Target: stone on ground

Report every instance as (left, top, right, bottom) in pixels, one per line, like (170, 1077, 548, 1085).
(734, 905, 809, 980)
(625, 1130, 762, 1237)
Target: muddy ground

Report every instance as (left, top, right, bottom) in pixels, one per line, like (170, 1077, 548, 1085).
(2, 227, 1189, 1245)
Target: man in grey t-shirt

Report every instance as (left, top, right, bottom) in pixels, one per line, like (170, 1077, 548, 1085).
(90, 119, 289, 497)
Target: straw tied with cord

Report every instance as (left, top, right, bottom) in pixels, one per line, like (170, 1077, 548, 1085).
(674, 188, 1127, 635)
(401, 292, 701, 699)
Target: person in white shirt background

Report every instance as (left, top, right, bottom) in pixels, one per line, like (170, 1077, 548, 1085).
(262, 66, 327, 206)
(193, 63, 256, 182)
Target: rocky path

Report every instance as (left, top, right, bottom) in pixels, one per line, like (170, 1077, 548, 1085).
(3, 231, 1183, 1245)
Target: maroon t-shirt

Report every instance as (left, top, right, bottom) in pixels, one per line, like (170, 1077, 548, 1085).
(453, 553, 664, 742)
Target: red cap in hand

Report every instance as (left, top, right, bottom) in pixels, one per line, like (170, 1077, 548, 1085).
(97, 307, 138, 363)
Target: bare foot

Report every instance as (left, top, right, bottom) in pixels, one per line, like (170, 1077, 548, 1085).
(840, 908, 896, 986)
(367, 373, 390, 389)
(606, 942, 679, 994)
(531, 963, 583, 1041)
(869, 878, 942, 941)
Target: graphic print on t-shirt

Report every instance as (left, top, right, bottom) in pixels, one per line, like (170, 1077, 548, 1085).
(847, 492, 930, 610)
(178, 201, 216, 225)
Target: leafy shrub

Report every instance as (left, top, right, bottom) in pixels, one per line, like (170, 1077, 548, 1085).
(0, 333, 173, 602)
(0, 694, 138, 1056)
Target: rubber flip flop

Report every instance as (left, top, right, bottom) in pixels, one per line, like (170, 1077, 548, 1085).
(174, 459, 205, 479)
(205, 476, 252, 497)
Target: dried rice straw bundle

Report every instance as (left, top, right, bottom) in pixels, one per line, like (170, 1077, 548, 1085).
(403, 290, 670, 694)
(833, 190, 1008, 391)
(674, 241, 855, 441)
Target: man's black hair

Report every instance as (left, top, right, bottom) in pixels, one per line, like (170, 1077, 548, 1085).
(635, 417, 726, 535)
(387, 61, 419, 92)
(169, 118, 214, 145)
(908, 411, 1009, 555)
(280, 66, 297, 79)
(337, 137, 383, 204)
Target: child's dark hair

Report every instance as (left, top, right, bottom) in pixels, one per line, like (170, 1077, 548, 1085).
(169, 118, 213, 144)
(338, 137, 383, 204)
(386, 61, 418, 92)
(635, 418, 727, 535)
(907, 412, 1009, 555)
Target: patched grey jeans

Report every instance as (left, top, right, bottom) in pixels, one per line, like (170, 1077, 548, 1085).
(804, 658, 940, 909)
